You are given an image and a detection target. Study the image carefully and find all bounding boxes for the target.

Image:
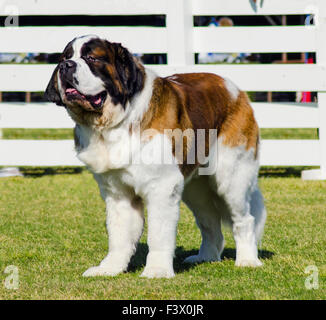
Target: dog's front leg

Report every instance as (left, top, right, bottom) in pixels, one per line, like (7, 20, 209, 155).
(141, 176, 183, 279)
(83, 195, 144, 277)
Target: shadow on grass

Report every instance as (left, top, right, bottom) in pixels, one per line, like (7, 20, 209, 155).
(17, 166, 84, 177)
(129, 244, 198, 273)
(1, 166, 317, 178)
(128, 243, 274, 274)
(259, 166, 318, 178)
(221, 248, 274, 261)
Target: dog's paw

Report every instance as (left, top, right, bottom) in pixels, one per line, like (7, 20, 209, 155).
(82, 265, 123, 277)
(183, 254, 221, 264)
(140, 267, 175, 279)
(235, 258, 263, 267)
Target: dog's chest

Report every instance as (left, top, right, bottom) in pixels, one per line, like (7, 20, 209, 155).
(75, 125, 132, 173)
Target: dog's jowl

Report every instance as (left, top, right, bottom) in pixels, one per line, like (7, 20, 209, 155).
(45, 35, 267, 278)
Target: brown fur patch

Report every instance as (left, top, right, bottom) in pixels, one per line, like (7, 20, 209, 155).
(93, 47, 107, 58)
(105, 64, 123, 93)
(140, 73, 259, 176)
(219, 91, 259, 158)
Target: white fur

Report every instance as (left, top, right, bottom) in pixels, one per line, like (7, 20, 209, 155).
(125, 68, 157, 125)
(73, 59, 106, 96)
(215, 138, 265, 266)
(71, 35, 99, 58)
(70, 35, 106, 96)
(224, 77, 240, 101)
(83, 178, 145, 276)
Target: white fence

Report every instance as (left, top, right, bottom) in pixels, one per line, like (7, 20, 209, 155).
(0, 0, 326, 179)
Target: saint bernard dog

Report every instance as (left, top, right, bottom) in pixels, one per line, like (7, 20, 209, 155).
(45, 35, 267, 278)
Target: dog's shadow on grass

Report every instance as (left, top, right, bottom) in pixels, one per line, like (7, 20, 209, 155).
(128, 243, 274, 274)
(17, 167, 84, 177)
(221, 247, 274, 262)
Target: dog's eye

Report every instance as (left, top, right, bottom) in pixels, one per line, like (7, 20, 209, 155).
(86, 55, 98, 62)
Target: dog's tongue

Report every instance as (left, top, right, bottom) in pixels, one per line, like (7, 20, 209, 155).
(87, 93, 103, 106)
(66, 88, 78, 94)
(93, 96, 102, 105)
(65, 87, 104, 109)
(66, 87, 86, 99)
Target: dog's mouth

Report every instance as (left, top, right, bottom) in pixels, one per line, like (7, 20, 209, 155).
(64, 82, 107, 112)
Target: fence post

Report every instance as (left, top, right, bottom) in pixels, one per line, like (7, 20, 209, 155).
(302, 0, 326, 180)
(318, 1, 326, 179)
(166, 0, 194, 66)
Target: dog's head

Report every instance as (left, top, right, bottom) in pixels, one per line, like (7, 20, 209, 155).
(45, 35, 145, 126)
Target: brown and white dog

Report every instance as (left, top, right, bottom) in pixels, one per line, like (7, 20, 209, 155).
(45, 35, 266, 278)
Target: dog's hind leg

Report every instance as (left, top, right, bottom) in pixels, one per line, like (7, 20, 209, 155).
(214, 140, 265, 267)
(182, 175, 225, 263)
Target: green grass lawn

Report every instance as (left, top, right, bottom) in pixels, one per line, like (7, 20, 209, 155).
(0, 168, 325, 300)
(1, 128, 319, 140)
(0, 128, 325, 299)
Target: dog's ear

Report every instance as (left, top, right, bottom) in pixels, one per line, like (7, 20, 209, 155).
(44, 65, 64, 106)
(111, 42, 145, 105)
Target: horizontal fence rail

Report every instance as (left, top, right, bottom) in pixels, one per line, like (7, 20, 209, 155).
(0, 26, 317, 54)
(252, 103, 319, 128)
(260, 140, 320, 166)
(0, 139, 321, 167)
(0, 137, 321, 167)
(192, 0, 320, 15)
(194, 26, 316, 53)
(0, 27, 168, 53)
(0, 103, 74, 129)
(0, 140, 82, 166)
(1, 0, 319, 16)
(0, 0, 168, 15)
(0, 0, 326, 179)
(1, 64, 326, 92)
(0, 102, 319, 129)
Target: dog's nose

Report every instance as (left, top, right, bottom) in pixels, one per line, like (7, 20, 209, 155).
(60, 59, 76, 71)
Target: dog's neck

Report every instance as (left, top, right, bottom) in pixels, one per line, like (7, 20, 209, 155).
(73, 68, 158, 173)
